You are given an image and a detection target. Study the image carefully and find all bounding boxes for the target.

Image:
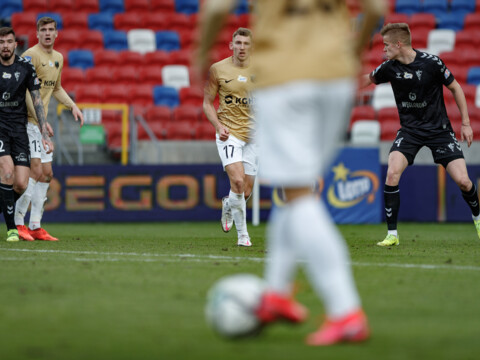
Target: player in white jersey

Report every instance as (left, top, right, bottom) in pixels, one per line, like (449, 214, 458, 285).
(15, 17, 84, 241)
(203, 27, 257, 247)
(197, 0, 386, 345)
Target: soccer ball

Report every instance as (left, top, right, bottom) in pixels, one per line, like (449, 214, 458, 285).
(205, 273, 266, 338)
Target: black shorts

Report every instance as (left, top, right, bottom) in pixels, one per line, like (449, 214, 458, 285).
(389, 128, 464, 167)
(0, 128, 31, 167)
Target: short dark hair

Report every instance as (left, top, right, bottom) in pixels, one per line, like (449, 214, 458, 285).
(0, 27, 16, 40)
(37, 17, 57, 31)
(232, 27, 252, 40)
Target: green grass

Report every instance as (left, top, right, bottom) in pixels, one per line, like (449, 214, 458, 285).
(1, 222, 480, 360)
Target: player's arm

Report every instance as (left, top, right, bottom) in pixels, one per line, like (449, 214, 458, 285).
(30, 89, 55, 153)
(360, 74, 374, 88)
(25, 90, 54, 136)
(53, 87, 84, 127)
(356, 0, 387, 57)
(447, 79, 473, 147)
(203, 70, 229, 141)
(194, 0, 237, 79)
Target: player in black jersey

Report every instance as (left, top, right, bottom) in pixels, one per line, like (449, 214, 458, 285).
(0, 27, 53, 242)
(362, 23, 480, 246)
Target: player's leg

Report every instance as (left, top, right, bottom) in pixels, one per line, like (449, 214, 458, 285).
(15, 123, 41, 241)
(0, 155, 19, 242)
(225, 161, 251, 246)
(445, 158, 480, 239)
(378, 150, 408, 246)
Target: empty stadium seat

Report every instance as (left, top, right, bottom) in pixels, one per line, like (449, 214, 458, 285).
(103, 30, 128, 51)
(409, 13, 436, 33)
(118, 50, 145, 66)
(377, 107, 400, 123)
(68, 49, 94, 70)
(88, 13, 114, 31)
(422, 0, 448, 17)
(80, 30, 104, 51)
(161, 65, 190, 90)
(94, 49, 119, 69)
(127, 29, 156, 54)
(153, 86, 179, 107)
(129, 84, 154, 107)
(113, 13, 142, 31)
(144, 13, 169, 31)
(11, 12, 38, 36)
(195, 122, 215, 140)
(85, 67, 112, 86)
(411, 28, 429, 50)
(467, 67, 480, 85)
(395, 0, 421, 15)
(350, 105, 376, 125)
(145, 105, 172, 123)
(61, 67, 85, 94)
(63, 12, 88, 30)
(173, 105, 202, 124)
(372, 83, 396, 111)
(55, 29, 81, 51)
(350, 120, 381, 144)
(150, 0, 175, 13)
(112, 65, 138, 86)
(48, 0, 74, 15)
(437, 13, 466, 31)
(169, 13, 192, 32)
(427, 29, 456, 55)
(75, 84, 103, 103)
(156, 31, 181, 51)
(139, 65, 163, 86)
(164, 121, 195, 140)
(144, 51, 170, 67)
(464, 13, 480, 32)
(124, 0, 150, 14)
(103, 84, 129, 103)
(99, 0, 124, 14)
(233, 0, 249, 15)
(380, 120, 400, 140)
(383, 13, 409, 25)
(179, 86, 203, 106)
(167, 49, 191, 66)
(448, 65, 469, 84)
(23, 0, 47, 14)
(175, 0, 199, 15)
(454, 30, 477, 52)
(439, 51, 460, 68)
(451, 0, 476, 14)
(75, 0, 99, 13)
(0, 0, 23, 19)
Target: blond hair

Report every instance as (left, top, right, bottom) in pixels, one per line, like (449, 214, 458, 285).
(232, 27, 252, 40)
(381, 23, 411, 46)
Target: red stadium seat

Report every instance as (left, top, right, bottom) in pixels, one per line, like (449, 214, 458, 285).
(94, 49, 119, 69)
(173, 104, 202, 124)
(383, 13, 409, 25)
(150, 0, 175, 14)
(350, 105, 376, 125)
(49, 0, 74, 15)
(195, 122, 215, 140)
(409, 13, 436, 33)
(85, 67, 112, 87)
(448, 65, 469, 85)
(369, 33, 384, 53)
(145, 105, 172, 123)
(439, 51, 460, 68)
(411, 28, 429, 49)
(179, 86, 203, 106)
(144, 51, 170, 67)
(464, 13, 480, 33)
(114, 13, 142, 31)
(164, 121, 195, 140)
(56, 29, 81, 52)
(75, 0, 99, 13)
(113, 65, 138, 86)
(80, 30, 104, 51)
(23, 0, 48, 14)
(144, 13, 169, 31)
(61, 67, 85, 94)
(178, 28, 196, 51)
(129, 84, 154, 107)
(11, 12, 37, 36)
(101, 110, 122, 125)
(138, 65, 163, 87)
(124, 0, 150, 15)
(63, 12, 88, 30)
(166, 49, 191, 66)
(377, 107, 400, 124)
(380, 120, 400, 141)
(455, 30, 478, 53)
(169, 13, 192, 32)
(118, 50, 145, 67)
(75, 84, 103, 103)
(363, 49, 385, 69)
(102, 84, 129, 104)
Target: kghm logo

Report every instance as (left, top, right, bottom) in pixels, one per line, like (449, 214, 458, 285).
(327, 162, 379, 208)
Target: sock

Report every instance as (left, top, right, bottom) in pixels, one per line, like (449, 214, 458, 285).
(0, 183, 17, 230)
(264, 206, 298, 294)
(462, 183, 480, 217)
(15, 178, 36, 226)
(384, 184, 400, 231)
(29, 181, 49, 230)
(228, 190, 247, 237)
(289, 195, 361, 318)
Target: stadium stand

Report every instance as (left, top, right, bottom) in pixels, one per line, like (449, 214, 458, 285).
(68, 49, 94, 70)
(99, 0, 124, 14)
(37, 12, 63, 28)
(422, 0, 448, 17)
(161, 65, 190, 90)
(88, 13, 114, 31)
(127, 29, 156, 54)
(350, 120, 381, 144)
(395, 0, 422, 15)
(153, 86, 180, 108)
(63, 12, 89, 30)
(49, 0, 74, 16)
(23, 0, 47, 14)
(156, 31, 181, 52)
(102, 29, 128, 50)
(75, 0, 99, 13)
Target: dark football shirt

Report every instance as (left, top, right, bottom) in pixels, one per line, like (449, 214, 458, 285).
(370, 50, 455, 136)
(0, 55, 40, 130)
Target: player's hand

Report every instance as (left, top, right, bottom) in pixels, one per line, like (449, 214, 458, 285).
(42, 137, 54, 154)
(218, 126, 229, 141)
(46, 122, 54, 137)
(72, 104, 84, 127)
(461, 124, 473, 147)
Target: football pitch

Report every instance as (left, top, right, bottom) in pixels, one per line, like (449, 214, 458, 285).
(1, 221, 479, 360)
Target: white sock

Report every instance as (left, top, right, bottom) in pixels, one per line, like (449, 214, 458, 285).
(15, 178, 36, 226)
(388, 230, 398, 236)
(289, 195, 361, 318)
(473, 214, 480, 221)
(264, 205, 298, 295)
(29, 182, 49, 230)
(228, 190, 247, 236)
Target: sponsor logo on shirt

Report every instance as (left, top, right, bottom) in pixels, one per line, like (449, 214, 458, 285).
(444, 69, 451, 79)
(237, 75, 247, 82)
(403, 72, 413, 79)
(2, 72, 11, 79)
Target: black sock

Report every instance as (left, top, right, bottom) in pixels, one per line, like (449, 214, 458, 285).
(13, 190, 21, 202)
(0, 183, 16, 230)
(462, 183, 480, 217)
(384, 184, 400, 231)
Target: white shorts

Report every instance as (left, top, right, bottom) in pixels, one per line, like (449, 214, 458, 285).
(27, 122, 53, 163)
(254, 79, 356, 187)
(216, 133, 258, 176)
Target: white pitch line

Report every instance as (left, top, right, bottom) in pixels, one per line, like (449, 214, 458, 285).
(1, 248, 480, 271)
